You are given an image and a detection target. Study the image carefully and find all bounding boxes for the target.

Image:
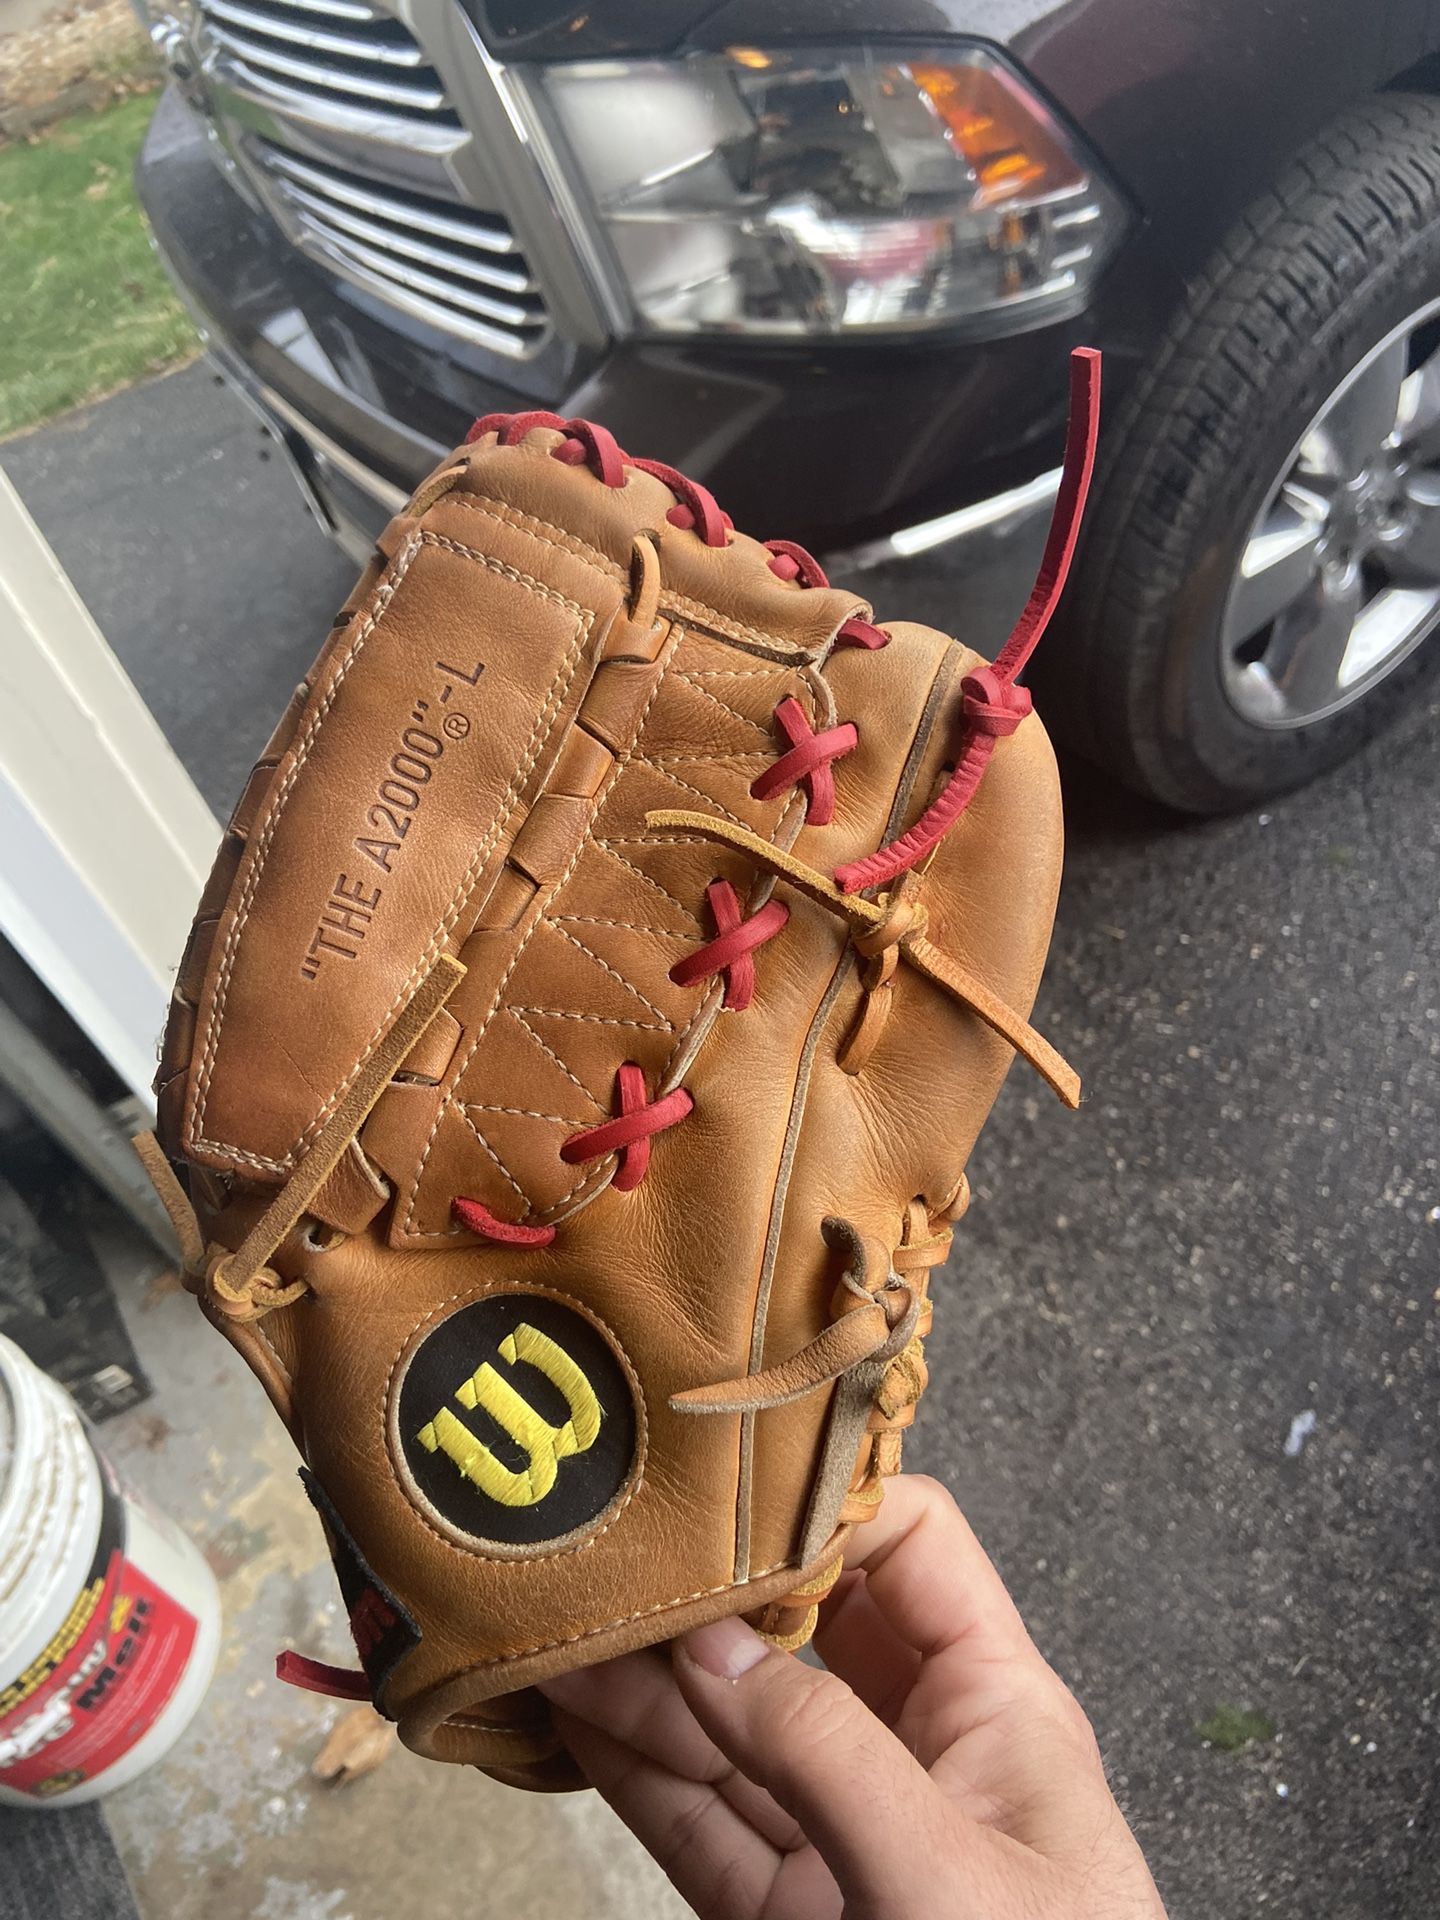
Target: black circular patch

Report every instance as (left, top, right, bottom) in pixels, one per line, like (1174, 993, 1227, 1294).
(394, 1294, 637, 1550)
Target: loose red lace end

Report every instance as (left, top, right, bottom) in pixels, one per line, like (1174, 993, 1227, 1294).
(835, 347, 1100, 896)
(560, 1065, 693, 1191)
(451, 1197, 556, 1247)
(276, 1651, 371, 1701)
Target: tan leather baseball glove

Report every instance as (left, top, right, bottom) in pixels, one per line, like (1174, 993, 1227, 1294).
(137, 349, 1099, 1792)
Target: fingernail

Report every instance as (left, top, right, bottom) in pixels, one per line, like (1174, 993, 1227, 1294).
(680, 1615, 768, 1681)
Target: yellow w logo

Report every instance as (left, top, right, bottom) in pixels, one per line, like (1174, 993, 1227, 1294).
(414, 1323, 603, 1509)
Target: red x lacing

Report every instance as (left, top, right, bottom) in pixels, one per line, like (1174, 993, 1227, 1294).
(451, 349, 1099, 1241)
(669, 881, 790, 1011)
(750, 697, 857, 826)
(559, 1064, 694, 1193)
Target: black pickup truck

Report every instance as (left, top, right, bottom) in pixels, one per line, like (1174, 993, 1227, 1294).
(133, 0, 1440, 808)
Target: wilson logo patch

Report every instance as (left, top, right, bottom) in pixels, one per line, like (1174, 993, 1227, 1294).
(395, 1296, 637, 1549)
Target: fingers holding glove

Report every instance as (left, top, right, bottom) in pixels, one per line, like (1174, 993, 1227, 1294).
(543, 1474, 1167, 1920)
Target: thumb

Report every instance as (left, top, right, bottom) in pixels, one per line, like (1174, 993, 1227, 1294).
(672, 1614, 974, 1905)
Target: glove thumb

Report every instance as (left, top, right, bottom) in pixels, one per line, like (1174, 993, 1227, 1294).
(672, 1613, 958, 1900)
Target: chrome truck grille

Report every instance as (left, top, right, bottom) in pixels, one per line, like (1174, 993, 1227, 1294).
(196, 0, 459, 128)
(191, 0, 558, 358)
(256, 143, 550, 355)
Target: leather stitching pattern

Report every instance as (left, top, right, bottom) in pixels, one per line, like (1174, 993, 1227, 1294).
(440, 493, 842, 659)
(440, 492, 627, 581)
(188, 529, 596, 1174)
(423, 1560, 796, 1670)
(399, 626, 685, 1240)
(506, 1007, 609, 1112)
(436, 646, 813, 1227)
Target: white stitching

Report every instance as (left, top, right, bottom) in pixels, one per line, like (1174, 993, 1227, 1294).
(400, 627, 813, 1230)
(510, 1006, 670, 1032)
(662, 591, 817, 653)
(441, 492, 626, 580)
(453, 1102, 530, 1206)
(464, 1102, 587, 1124)
(613, 833, 708, 848)
(546, 923, 674, 1029)
(644, 749, 773, 765)
(627, 757, 753, 829)
(679, 667, 792, 679)
(442, 1561, 795, 1663)
(670, 672, 778, 740)
(553, 914, 702, 941)
(592, 838, 702, 924)
(507, 1007, 608, 1112)
(438, 491, 836, 659)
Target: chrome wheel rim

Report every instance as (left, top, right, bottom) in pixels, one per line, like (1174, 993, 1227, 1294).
(1220, 298, 1440, 729)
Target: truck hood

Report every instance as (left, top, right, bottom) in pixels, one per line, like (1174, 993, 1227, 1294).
(474, 0, 1065, 62)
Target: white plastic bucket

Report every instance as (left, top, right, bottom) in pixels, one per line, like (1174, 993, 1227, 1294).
(0, 1332, 220, 1805)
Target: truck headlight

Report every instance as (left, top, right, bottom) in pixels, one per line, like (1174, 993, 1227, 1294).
(534, 45, 1126, 338)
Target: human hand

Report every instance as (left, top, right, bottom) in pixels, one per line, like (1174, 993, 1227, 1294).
(541, 1474, 1167, 1919)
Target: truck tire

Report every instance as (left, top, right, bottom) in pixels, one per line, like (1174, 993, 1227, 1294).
(1039, 93, 1440, 811)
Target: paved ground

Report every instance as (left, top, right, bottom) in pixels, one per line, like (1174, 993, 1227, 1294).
(4, 366, 1437, 1920)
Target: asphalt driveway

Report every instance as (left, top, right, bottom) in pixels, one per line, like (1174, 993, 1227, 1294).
(4, 364, 1437, 1919)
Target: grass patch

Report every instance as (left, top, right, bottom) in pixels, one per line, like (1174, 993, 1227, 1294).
(0, 92, 197, 438)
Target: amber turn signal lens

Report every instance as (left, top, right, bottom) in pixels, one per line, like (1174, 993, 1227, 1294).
(909, 60, 1081, 203)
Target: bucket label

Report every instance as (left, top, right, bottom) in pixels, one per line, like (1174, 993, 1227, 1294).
(0, 1463, 198, 1797)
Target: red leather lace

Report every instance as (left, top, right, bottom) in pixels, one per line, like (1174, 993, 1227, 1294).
(835, 348, 1100, 892)
(450, 1197, 556, 1247)
(276, 1650, 371, 1701)
(560, 1065, 694, 1192)
(669, 882, 789, 1011)
(750, 698, 856, 826)
(451, 351, 1099, 1238)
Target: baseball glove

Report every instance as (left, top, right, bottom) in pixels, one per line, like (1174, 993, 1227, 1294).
(137, 348, 1099, 1792)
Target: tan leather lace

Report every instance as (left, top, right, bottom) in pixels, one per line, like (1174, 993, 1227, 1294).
(671, 1213, 928, 1420)
(644, 808, 1081, 1108)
